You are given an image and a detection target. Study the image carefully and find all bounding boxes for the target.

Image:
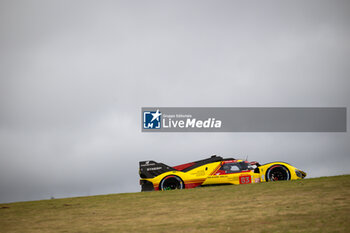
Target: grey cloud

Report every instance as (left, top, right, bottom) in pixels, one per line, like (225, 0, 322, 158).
(0, 0, 349, 203)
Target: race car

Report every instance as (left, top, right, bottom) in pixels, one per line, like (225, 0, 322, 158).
(139, 155, 306, 191)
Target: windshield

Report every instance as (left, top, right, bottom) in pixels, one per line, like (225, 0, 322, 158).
(220, 162, 254, 173)
(239, 162, 254, 170)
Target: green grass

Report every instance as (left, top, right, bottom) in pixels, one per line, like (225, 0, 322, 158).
(1, 175, 350, 233)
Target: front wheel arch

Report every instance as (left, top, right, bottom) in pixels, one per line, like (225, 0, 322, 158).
(266, 165, 290, 182)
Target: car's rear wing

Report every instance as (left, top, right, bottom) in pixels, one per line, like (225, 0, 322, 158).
(139, 160, 175, 178)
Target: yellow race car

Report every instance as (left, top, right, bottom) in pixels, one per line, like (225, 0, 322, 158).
(139, 155, 306, 191)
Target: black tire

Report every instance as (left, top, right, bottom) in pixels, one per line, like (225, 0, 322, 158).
(159, 176, 184, 190)
(266, 165, 290, 181)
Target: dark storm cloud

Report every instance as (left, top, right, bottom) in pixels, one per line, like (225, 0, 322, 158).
(0, 0, 349, 203)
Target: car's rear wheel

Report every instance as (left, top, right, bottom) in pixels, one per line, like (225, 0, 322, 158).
(266, 165, 290, 181)
(159, 176, 184, 190)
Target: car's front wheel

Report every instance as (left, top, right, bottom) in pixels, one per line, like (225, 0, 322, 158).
(266, 165, 290, 181)
(159, 175, 184, 190)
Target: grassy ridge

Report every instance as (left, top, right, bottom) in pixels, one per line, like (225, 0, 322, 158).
(1, 175, 350, 233)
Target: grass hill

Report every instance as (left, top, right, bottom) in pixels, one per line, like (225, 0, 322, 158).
(1, 175, 350, 232)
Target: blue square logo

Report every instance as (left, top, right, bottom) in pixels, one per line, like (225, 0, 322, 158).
(143, 109, 162, 129)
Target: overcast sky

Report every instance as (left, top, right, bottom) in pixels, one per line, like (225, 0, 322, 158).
(0, 0, 349, 203)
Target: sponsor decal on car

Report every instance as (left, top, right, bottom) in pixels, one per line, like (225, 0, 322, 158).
(141, 161, 156, 167)
(146, 167, 162, 171)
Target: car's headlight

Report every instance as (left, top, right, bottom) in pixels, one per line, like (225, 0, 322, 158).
(295, 169, 303, 178)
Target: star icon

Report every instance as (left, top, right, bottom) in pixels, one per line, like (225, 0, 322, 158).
(151, 109, 162, 122)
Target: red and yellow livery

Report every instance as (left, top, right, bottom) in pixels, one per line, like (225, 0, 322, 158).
(139, 155, 306, 191)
